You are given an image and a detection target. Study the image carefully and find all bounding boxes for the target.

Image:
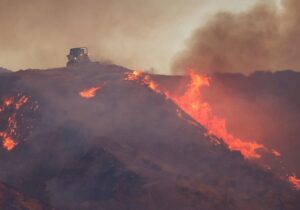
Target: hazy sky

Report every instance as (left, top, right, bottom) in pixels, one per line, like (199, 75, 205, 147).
(0, 0, 278, 73)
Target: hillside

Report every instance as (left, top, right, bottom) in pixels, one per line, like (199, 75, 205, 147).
(0, 63, 299, 209)
(155, 70, 300, 176)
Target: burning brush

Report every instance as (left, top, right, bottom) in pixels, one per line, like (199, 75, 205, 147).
(123, 69, 300, 190)
(0, 94, 39, 151)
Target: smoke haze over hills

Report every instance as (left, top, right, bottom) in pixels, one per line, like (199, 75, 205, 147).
(2, 0, 300, 74)
(0, 0, 264, 73)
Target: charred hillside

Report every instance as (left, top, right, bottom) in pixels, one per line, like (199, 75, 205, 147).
(0, 63, 299, 210)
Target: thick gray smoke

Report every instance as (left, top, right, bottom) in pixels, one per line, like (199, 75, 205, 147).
(172, 0, 300, 74)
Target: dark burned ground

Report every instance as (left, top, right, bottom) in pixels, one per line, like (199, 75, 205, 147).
(0, 63, 299, 210)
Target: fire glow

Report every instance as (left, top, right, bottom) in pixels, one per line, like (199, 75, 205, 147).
(172, 71, 265, 159)
(80, 87, 101, 99)
(124, 71, 165, 96)
(0, 95, 30, 151)
(16, 95, 29, 110)
(288, 175, 300, 190)
(0, 133, 17, 151)
(124, 70, 143, 81)
(124, 70, 300, 190)
(124, 70, 264, 159)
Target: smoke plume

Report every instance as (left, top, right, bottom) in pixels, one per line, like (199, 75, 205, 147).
(173, 0, 300, 74)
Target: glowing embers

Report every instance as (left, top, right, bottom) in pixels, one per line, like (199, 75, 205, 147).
(0, 133, 17, 151)
(4, 98, 13, 107)
(172, 70, 265, 159)
(288, 175, 300, 190)
(272, 149, 281, 157)
(16, 95, 29, 110)
(124, 70, 142, 81)
(0, 94, 32, 151)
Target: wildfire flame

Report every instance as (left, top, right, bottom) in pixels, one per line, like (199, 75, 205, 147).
(124, 70, 300, 189)
(124, 71, 167, 96)
(4, 98, 13, 107)
(0, 133, 17, 151)
(0, 94, 31, 151)
(172, 71, 264, 159)
(124, 70, 264, 159)
(80, 87, 101, 99)
(124, 70, 143, 81)
(288, 175, 300, 190)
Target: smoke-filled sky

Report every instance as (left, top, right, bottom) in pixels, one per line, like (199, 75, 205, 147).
(0, 0, 288, 74)
(173, 0, 300, 74)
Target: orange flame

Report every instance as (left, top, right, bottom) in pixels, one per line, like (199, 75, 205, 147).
(79, 87, 101, 99)
(124, 70, 142, 81)
(124, 70, 299, 187)
(0, 94, 31, 151)
(16, 96, 29, 110)
(124, 71, 167, 96)
(143, 75, 165, 95)
(288, 175, 300, 190)
(124, 70, 278, 159)
(3, 136, 17, 151)
(0, 132, 17, 151)
(172, 71, 264, 159)
(4, 98, 13, 107)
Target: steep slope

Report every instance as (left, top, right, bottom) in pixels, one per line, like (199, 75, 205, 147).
(0, 63, 299, 209)
(155, 70, 300, 177)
